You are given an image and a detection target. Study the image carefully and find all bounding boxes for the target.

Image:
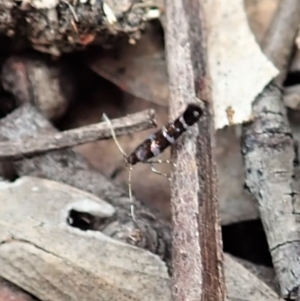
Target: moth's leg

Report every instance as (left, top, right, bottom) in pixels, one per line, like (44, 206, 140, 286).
(145, 159, 176, 168)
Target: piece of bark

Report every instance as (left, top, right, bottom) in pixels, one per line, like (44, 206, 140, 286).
(0, 105, 284, 301)
(0, 176, 170, 301)
(243, 85, 300, 298)
(231, 256, 277, 292)
(165, 1, 224, 300)
(242, 0, 300, 298)
(224, 255, 283, 301)
(0, 108, 155, 160)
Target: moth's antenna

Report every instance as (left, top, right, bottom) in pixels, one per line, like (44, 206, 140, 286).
(102, 113, 127, 158)
(102, 113, 136, 222)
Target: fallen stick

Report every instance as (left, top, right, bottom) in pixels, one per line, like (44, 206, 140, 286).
(242, 0, 300, 298)
(165, 0, 224, 300)
(0, 108, 156, 160)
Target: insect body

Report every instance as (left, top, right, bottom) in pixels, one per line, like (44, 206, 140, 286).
(127, 103, 203, 165)
(103, 103, 203, 221)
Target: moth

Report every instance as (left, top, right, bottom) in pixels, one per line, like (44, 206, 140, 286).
(104, 103, 203, 220)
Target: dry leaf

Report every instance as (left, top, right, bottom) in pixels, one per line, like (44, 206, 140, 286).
(204, 0, 279, 129)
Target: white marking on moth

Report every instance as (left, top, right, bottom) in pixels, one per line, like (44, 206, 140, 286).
(150, 140, 161, 157)
(162, 126, 175, 144)
(179, 115, 188, 129)
(136, 148, 148, 161)
(193, 111, 200, 118)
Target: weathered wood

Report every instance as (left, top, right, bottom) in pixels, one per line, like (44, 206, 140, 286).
(232, 256, 277, 292)
(0, 177, 170, 301)
(165, 0, 224, 300)
(242, 0, 300, 298)
(243, 85, 300, 298)
(0, 108, 156, 160)
(224, 255, 282, 301)
(0, 177, 284, 301)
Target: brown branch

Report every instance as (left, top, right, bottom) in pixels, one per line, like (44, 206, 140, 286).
(165, 1, 224, 301)
(0, 108, 156, 161)
(242, 0, 300, 298)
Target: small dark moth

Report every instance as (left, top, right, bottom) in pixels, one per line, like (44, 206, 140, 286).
(127, 103, 203, 165)
(104, 103, 203, 220)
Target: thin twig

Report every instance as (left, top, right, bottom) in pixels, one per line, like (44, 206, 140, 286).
(0, 108, 156, 161)
(165, 1, 224, 301)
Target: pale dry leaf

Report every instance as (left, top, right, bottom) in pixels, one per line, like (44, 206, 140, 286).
(204, 0, 279, 129)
